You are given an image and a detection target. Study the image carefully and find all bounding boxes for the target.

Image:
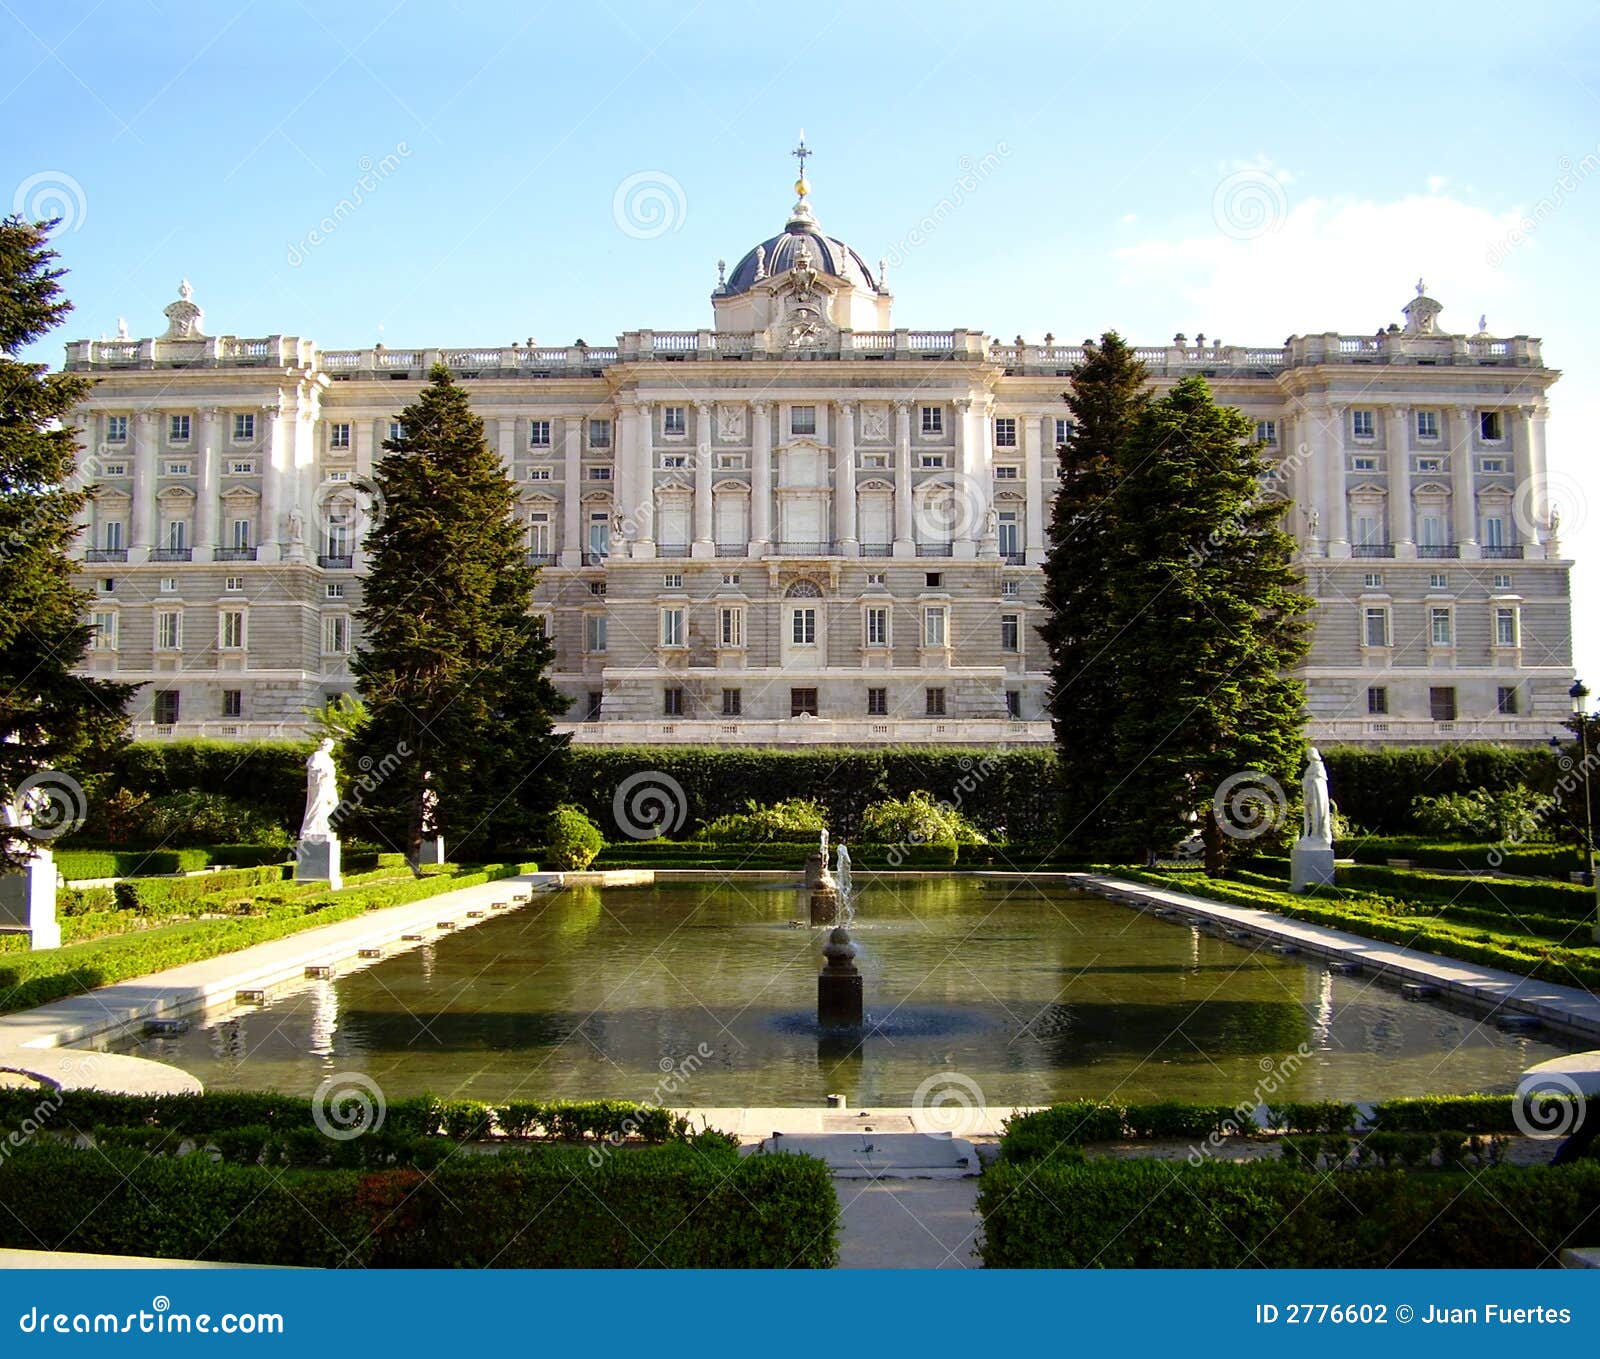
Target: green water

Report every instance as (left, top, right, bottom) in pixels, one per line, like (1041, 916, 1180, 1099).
(99, 876, 1572, 1106)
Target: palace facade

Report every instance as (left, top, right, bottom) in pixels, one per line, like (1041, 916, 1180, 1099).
(63, 165, 1572, 746)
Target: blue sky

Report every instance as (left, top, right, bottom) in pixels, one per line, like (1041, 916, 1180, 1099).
(8, 0, 1599, 680)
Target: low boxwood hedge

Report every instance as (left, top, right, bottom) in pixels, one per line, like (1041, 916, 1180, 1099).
(977, 1157, 1600, 1267)
(53, 845, 295, 880)
(1344, 836, 1578, 879)
(0, 1140, 837, 1268)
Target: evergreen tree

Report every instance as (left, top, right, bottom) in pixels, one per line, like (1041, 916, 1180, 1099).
(1103, 375, 1312, 871)
(0, 217, 133, 869)
(1037, 333, 1150, 851)
(351, 364, 569, 863)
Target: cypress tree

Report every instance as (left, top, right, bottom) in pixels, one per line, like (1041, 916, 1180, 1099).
(0, 217, 134, 868)
(351, 364, 569, 863)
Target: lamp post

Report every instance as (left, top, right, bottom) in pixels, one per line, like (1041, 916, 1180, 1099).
(1568, 679, 1599, 942)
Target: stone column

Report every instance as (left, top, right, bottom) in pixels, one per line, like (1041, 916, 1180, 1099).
(196, 406, 221, 561)
(1452, 405, 1479, 558)
(976, 399, 998, 560)
(633, 398, 654, 557)
(129, 411, 155, 562)
(1023, 414, 1045, 563)
(259, 404, 284, 563)
(692, 400, 714, 558)
(834, 400, 857, 556)
(1386, 405, 1414, 558)
(952, 398, 975, 558)
(750, 401, 772, 556)
(1322, 404, 1349, 558)
(561, 415, 582, 566)
(496, 415, 516, 471)
(892, 401, 914, 557)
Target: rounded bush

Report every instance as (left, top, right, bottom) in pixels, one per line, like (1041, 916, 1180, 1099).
(545, 805, 603, 871)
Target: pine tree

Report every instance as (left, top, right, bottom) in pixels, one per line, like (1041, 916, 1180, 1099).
(0, 217, 134, 869)
(1103, 375, 1312, 871)
(351, 364, 569, 863)
(1037, 333, 1150, 851)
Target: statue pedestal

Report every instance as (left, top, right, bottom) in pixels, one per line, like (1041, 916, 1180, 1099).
(818, 926, 863, 1028)
(418, 836, 446, 866)
(1291, 839, 1336, 894)
(803, 851, 826, 891)
(0, 848, 60, 950)
(296, 835, 343, 890)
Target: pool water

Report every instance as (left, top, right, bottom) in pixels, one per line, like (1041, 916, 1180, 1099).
(97, 876, 1573, 1107)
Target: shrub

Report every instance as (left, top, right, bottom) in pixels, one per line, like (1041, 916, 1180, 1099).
(860, 790, 987, 848)
(138, 791, 292, 848)
(695, 798, 829, 843)
(1411, 787, 1547, 842)
(544, 805, 603, 871)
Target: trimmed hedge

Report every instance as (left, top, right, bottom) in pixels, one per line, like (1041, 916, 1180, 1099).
(1343, 836, 1577, 878)
(977, 1158, 1600, 1267)
(1322, 744, 1557, 835)
(0, 1140, 837, 1268)
(54, 845, 296, 880)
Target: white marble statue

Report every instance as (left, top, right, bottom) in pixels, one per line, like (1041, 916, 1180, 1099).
(1301, 747, 1332, 847)
(300, 738, 340, 840)
(819, 827, 829, 860)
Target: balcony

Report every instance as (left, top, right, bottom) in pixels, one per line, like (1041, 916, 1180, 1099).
(318, 554, 354, 570)
(1417, 544, 1460, 559)
(84, 548, 128, 563)
(151, 547, 192, 562)
(216, 547, 257, 562)
(1001, 551, 1026, 565)
(916, 543, 954, 558)
(526, 551, 556, 566)
(714, 542, 747, 557)
(859, 543, 893, 557)
(657, 544, 691, 558)
(775, 541, 833, 556)
(1351, 543, 1395, 559)
(1482, 544, 1524, 560)
(582, 551, 608, 567)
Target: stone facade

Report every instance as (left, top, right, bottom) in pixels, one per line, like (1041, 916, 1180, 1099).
(63, 180, 1572, 747)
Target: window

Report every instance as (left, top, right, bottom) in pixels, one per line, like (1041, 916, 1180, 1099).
(925, 572, 942, 588)
(790, 405, 816, 436)
(1055, 418, 1074, 445)
(1416, 409, 1439, 440)
(588, 419, 612, 448)
(923, 606, 947, 648)
(867, 572, 885, 586)
(154, 690, 180, 725)
(165, 461, 191, 476)
(721, 688, 742, 716)
(790, 688, 819, 718)
(588, 513, 611, 559)
(664, 406, 686, 436)
(660, 453, 687, 468)
(526, 466, 552, 481)
(722, 572, 741, 586)
(168, 414, 191, 442)
(1429, 572, 1449, 589)
(1006, 690, 1021, 719)
(1367, 686, 1388, 715)
(388, 421, 406, 443)
(219, 609, 245, 650)
(1351, 410, 1374, 439)
(323, 615, 350, 654)
(861, 452, 888, 468)
(585, 691, 603, 722)
(325, 583, 344, 599)
(1497, 685, 1519, 715)
(329, 423, 351, 449)
(1480, 457, 1506, 474)
(997, 511, 1020, 558)
(1480, 411, 1504, 441)
(1430, 607, 1454, 647)
(662, 571, 683, 589)
(222, 689, 242, 718)
(1493, 573, 1513, 589)
(925, 687, 947, 716)
(230, 518, 251, 550)
(994, 417, 1017, 447)
(867, 687, 888, 716)
(1363, 606, 1390, 648)
(919, 453, 946, 469)
(1363, 572, 1383, 589)
(1352, 455, 1379, 472)
(159, 576, 177, 593)
(101, 463, 127, 476)
(1483, 516, 1506, 548)
(1001, 579, 1019, 598)
(529, 419, 551, 447)
(91, 610, 117, 650)
(663, 687, 684, 717)
(230, 460, 255, 475)
(791, 607, 816, 645)
(719, 607, 743, 647)
(589, 581, 607, 597)
(1255, 419, 1278, 446)
(225, 576, 244, 593)
(106, 415, 128, 443)
(660, 607, 685, 648)
(585, 615, 607, 652)
(1353, 513, 1381, 548)
(1495, 606, 1519, 647)
(588, 466, 612, 481)
(1420, 515, 1445, 548)
(1430, 686, 1457, 722)
(232, 413, 255, 442)
(995, 465, 1019, 479)
(1001, 613, 1020, 652)
(921, 405, 943, 435)
(865, 606, 889, 648)
(103, 521, 124, 551)
(156, 610, 182, 650)
(324, 515, 350, 559)
(527, 514, 551, 557)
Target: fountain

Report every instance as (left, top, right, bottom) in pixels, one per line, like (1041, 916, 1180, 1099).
(816, 835, 864, 1028)
(808, 829, 840, 925)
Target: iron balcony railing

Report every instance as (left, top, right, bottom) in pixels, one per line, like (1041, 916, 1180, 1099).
(1351, 543, 1395, 558)
(216, 547, 257, 562)
(318, 554, 354, 569)
(84, 548, 128, 563)
(151, 547, 192, 562)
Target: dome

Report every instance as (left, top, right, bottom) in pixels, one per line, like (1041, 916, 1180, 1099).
(722, 214, 879, 297)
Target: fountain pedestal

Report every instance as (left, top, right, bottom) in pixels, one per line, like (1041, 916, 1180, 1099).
(818, 926, 863, 1028)
(810, 875, 840, 926)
